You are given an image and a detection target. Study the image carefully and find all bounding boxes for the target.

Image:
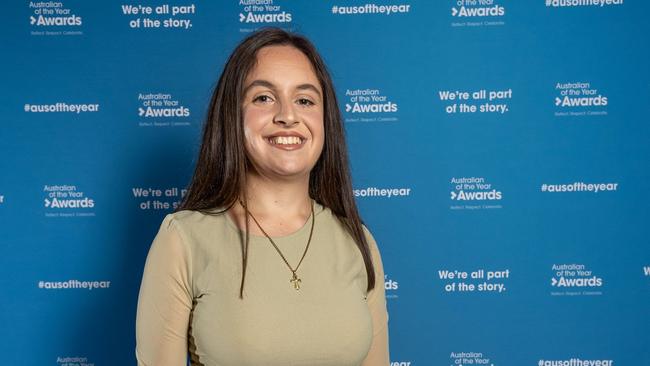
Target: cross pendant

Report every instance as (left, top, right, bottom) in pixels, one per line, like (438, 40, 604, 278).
(290, 272, 301, 290)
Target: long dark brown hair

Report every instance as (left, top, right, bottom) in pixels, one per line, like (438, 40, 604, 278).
(175, 27, 376, 299)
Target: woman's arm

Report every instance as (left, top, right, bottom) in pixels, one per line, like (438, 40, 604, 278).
(361, 226, 391, 366)
(136, 215, 193, 366)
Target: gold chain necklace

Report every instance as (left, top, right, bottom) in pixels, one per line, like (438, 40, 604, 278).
(239, 199, 315, 290)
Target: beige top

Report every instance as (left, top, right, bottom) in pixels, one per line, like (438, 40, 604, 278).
(135, 200, 390, 366)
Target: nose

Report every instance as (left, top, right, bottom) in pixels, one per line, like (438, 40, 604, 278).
(273, 99, 299, 127)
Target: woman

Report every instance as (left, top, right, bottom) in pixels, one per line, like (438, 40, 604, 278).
(135, 27, 390, 366)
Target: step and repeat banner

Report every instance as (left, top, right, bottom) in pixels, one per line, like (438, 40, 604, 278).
(2, 1, 649, 365)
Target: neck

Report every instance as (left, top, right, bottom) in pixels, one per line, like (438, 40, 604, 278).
(240, 171, 312, 218)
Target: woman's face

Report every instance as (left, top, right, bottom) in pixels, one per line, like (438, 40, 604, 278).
(241, 45, 325, 181)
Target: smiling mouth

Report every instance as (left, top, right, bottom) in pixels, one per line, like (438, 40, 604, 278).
(266, 135, 305, 146)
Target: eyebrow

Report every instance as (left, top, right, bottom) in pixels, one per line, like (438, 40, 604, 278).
(243, 79, 322, 99)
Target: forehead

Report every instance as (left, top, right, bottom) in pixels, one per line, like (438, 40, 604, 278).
(246, 45, 319, 85)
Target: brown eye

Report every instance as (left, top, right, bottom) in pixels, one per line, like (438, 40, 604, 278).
(253, 95, 273, 103)
(297, 98, 314, 106)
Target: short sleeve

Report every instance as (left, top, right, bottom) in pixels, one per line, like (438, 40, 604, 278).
(361, 225, 391, 366)
(135, 214, 193, 366)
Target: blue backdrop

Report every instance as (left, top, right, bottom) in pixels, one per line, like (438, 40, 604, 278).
(2, 1, 648, 365)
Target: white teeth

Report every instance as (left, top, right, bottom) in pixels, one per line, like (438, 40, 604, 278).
(269, 136, 302, 145)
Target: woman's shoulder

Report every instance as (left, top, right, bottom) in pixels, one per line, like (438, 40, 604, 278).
(153, 208, 234, 263)
(166, 207, 228, 224)
(158, 207, 231, 239)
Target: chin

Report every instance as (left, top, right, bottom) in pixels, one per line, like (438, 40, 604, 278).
(274, 169, 311, 178)
(266, 163, 311, 177)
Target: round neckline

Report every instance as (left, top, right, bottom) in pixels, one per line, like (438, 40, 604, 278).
(223, 199, 323, 241)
